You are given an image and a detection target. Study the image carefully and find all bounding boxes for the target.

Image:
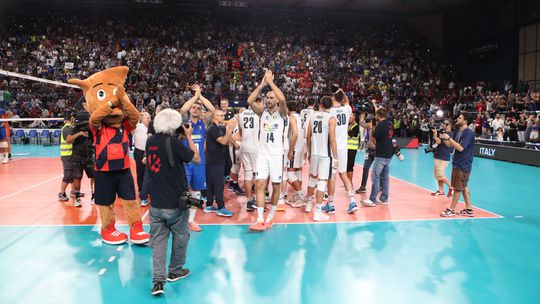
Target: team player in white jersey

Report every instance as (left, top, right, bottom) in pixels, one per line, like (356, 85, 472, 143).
(247, 70, 288, 231)
(277, 109, 292, 210)
(285, 101, 307, 207)
(238, 99, 262, 211)
(228, 110, 246, 195)
(305, 96, 338, 221)
(325, 89, 359, 214)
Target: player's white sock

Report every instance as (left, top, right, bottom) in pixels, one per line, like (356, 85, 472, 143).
(257, 207, 264, 222)
(315, 203, 323, 213)
(267, 205, 277, 222)
(327, 195, 334, 206)
(188, 208, 196, 223)
(348, 190, 356, 203)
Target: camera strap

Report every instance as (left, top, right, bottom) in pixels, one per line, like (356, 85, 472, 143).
(165, 137, 175, 168)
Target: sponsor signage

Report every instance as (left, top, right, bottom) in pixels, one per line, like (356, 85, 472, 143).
(474, 143, 540, 167)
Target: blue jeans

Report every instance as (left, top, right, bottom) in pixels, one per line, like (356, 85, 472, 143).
(149, 207, 190, 283)
(369, 157, 392, 202)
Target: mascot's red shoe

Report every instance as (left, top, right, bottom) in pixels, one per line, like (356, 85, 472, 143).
(129, 221, 150, 244)
(101, 223, 128, 245)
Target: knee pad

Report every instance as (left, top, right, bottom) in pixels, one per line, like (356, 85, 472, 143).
(0, 141, 8, 148)
(231, 164, 240, 175)
(316, 180, 327, 192)
(244, 170, 253, 181)
(308, 176, 317, 188)
(295, 171, 303, 182)
(287, 171, 298, 182)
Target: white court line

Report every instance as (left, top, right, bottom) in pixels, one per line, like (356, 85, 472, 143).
(116, 246, 124, 252)
(108, 256, 116, 263)
(97, 268, 107, 276)
(0, 174, 62, 201)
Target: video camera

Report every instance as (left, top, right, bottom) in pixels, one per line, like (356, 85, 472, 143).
(175, 123, 191, 136)
(425, 110, 446, 154)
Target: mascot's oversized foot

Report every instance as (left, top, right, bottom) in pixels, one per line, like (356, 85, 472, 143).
(102, 224, 128, 245)
(129, 221, 150, 244)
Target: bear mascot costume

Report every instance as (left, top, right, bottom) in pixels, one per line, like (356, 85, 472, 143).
(69, 66, 150, 245)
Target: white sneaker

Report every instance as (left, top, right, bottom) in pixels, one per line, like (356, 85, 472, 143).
(361, 199, 376, 207)
(305, 202, 313, 213)
(313, 212, 329, 222)
(375, 199, 388, 205)
(1, 157, 8, 164)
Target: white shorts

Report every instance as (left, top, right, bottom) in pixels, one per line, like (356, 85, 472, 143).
(336, 149, 348, 173)
(241, 152, 257, 173)
(288, 146, 305, 169)
(309, 156, 332, 180)
(256, 154, 284, 183)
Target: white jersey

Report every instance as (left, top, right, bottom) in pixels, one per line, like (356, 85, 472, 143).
(283, 115, 290, 152)
(310, 110, 334, 157)
(258, 109, 287, 156)
(291, 112, 304, 151)
(330, 105, 351, 150)
(299, 107, 315, 137)
(238, 108, 260, 154)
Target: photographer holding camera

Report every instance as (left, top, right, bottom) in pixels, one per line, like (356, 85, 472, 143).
(70, 111, 96, 206)
(430, 120, 454, 197)
(145, 109, 201, 296)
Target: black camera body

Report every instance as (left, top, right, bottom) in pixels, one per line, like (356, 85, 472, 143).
(179, 191, 204, 209)
(357, 101, 374, 113)
(175, 123, 190, 136)
(425, 122, 446, 154)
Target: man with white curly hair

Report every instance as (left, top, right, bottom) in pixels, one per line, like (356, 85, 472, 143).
(145, 108, 200, 296)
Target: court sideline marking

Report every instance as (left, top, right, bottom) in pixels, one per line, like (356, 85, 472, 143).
(0, 174, 62, 202)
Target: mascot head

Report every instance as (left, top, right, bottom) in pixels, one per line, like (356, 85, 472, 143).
(68, 66, 129, 126)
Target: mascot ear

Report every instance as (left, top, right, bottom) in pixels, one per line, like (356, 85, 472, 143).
(68, 78, 89, 91)
(82, 102, 89, 112)
(109, 66, 129, 85)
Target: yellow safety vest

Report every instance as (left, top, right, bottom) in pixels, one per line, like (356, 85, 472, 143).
(347, 122, 359, 150)
(60, 123, 73, 157)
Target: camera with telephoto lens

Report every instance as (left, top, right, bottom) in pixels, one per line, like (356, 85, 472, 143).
(179, 191, 204, 209)
(424, 110, 446, 154)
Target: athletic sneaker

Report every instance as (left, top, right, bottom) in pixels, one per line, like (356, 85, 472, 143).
(167, 268, 190, 282)
(375, 199, 388, 205)
(70, 191, 85, 198)
(290, 199, 307, 208)
(347, 202, 358, 214)
(440, 208, 456, 217)
(1, 157, 8, 164)
(431, 191, 445, 196)
(216, 207, 234, 217)
(249, 221, 266, 231)
(204, 206, 218, 213)
(457, 209, 475, 217)
(188, 222, 202, 232)
(151, 282, 164, 296)
(313, 212, 330, 222)
(246, 199, 257, 212)
(233, 185, 245, 195)
(447, 188, 454, 198)
(140, 199, 148, 207)
(321, 204, 336, 214)
(361, 199, 376, 207)
(74, 197, 82, 208)
(58, 192, 69, 201)
(227, 182, 234, 192)
(356, 186, 367, 194)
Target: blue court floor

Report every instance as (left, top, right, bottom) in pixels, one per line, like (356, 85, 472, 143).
(1, 146, 539, 304)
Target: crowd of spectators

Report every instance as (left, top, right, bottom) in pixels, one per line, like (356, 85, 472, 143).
(0, 8, 539, 142)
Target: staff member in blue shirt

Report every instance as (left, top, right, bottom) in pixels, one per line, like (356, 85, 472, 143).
(431, 120, 454, 197)
(440, 113, 476, 217)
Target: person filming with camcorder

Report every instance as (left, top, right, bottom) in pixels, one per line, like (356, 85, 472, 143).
(429, 119, 454, 197)
(69, 111, 96, 206)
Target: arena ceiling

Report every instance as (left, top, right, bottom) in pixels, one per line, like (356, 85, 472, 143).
(8, 0, 479, 16)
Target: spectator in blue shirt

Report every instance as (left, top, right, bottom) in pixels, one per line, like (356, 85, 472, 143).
(440, 113, 476, 217)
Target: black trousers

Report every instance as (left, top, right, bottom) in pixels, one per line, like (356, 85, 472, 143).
(361, 153, 375, 188)
(134, 148, 146, 193)
(206, 164, 225, 209)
